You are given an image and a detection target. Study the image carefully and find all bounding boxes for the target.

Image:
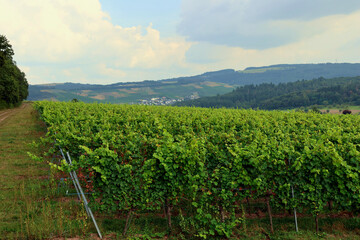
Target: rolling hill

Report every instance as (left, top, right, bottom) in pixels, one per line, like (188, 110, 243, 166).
(27, 63, 360, 104)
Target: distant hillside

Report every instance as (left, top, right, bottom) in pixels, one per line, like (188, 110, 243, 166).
(175, 76, 360, 110)
(232, 63, 360, 85)
(28, 63, 360, 103)
(28, 80, 234, 103)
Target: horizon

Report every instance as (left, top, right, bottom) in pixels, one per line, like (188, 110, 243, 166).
(1, 0, 360, 85)
(29, 62, 358, 86)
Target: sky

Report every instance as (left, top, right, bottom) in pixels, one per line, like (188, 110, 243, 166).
(1, 0, 360, 85)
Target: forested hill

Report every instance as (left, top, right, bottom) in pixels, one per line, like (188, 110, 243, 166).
(28, 63, 360, 103)
(175, 76, 360, 110)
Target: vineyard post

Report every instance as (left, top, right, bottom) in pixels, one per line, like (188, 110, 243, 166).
(289, 158, 298, 232)
(164, 198, 172, 231)
(59, 147, 81, 202)
(66, 152, 103, 239)
(291, 185, 298, 232)
(64, 151, 90, 216)
(246, 197, 251, 214)
(55, 135, 81, 201)
(123, 210, 133, 236)
(266, 195, 274, 233)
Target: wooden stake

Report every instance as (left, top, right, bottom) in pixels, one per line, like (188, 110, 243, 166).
(246, 197, 251, 214)
(123, 210, 132, 236)
(165, 199, 172, 230)
(328, 201, 333, 211)
(219, 205, 225, 222)
(266, 196, 274, 233)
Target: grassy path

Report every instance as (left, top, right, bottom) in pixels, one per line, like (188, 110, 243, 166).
(0, 103, 48, 237)
(0, 103, 85, 239)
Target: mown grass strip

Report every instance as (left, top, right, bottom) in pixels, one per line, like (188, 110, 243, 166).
(0, 103, 87, 240)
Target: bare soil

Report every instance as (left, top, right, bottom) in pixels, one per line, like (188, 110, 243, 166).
(321, 109, 360, 114)
(0, 103, 28, 124)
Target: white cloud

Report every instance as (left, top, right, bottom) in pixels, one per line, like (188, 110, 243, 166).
(178, 0, 360, 49)
(97, 64, 126, 78)
(185, 10, 360, 71)
(0, 0, 191, 84)
(1, 0, 360, 86)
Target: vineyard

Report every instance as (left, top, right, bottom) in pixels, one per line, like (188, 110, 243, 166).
(34, 101, 360, 238)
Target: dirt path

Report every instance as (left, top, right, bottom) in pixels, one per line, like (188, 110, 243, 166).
(0, 103, 28, 125)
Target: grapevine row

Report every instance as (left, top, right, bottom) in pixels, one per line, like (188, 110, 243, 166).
(34, 101, 360, 237)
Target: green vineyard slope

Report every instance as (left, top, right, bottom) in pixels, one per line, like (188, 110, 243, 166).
(34, 101, 360, 238)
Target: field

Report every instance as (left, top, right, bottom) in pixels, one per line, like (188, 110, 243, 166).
(319, 106, 360, 115)
(2, 102, 360, 239)
(325, 109, 360, 114)
(29, 101, 360, 239)
(28, 81, 235, 104)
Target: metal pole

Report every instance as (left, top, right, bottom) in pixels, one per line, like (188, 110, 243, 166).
(289, 158, 298, 232)
(59, 148, 81, 201)
(64, 151, 90, 216)
(291, 185, 299, 232)
(67, 152, 103, 239)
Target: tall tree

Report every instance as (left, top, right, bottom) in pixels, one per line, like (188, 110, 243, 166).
(0, 35, 14, 61)
(0, 35, 28, 109)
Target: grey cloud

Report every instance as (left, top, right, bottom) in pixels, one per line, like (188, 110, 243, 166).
(178, 0, 360, 49)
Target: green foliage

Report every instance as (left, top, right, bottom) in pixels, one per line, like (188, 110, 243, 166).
(0, 35, 28, 109)
(34, 102, 360, 238)
(0, 35, 14, 60)
(310, 106, 321, 114)
(177, 76, 360, 110)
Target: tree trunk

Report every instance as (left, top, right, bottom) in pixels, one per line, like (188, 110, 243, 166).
(288, 209, 292, 216)
(246, 197, 251, 214)
(315, 214, 319, 233)
(219, 205, 225, 222)
(241, 204, 247, 233)
(165, 199, 172, 230)
(266, 196, 274, 233)
(123, 210, 132, 236)
(163, 203, 167, 218)
(328, 201, 333, 211)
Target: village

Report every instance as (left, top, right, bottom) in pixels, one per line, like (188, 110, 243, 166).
(138, 94, 199, 105)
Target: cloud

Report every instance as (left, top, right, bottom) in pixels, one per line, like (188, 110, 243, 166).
(2, 0, 360, 86)
(0, 0, 191, 84)
(184, 10, 360, 71)
(97, 64, 126, 78)
(178, 0, 360, 49)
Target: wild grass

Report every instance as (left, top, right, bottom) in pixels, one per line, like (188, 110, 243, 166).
(94, 212, 360, 239)
(0, 104, 88, 239)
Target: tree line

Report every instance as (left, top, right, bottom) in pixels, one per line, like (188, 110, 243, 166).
(0, 35, 28, 109)
(175, 76, 360, 110)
